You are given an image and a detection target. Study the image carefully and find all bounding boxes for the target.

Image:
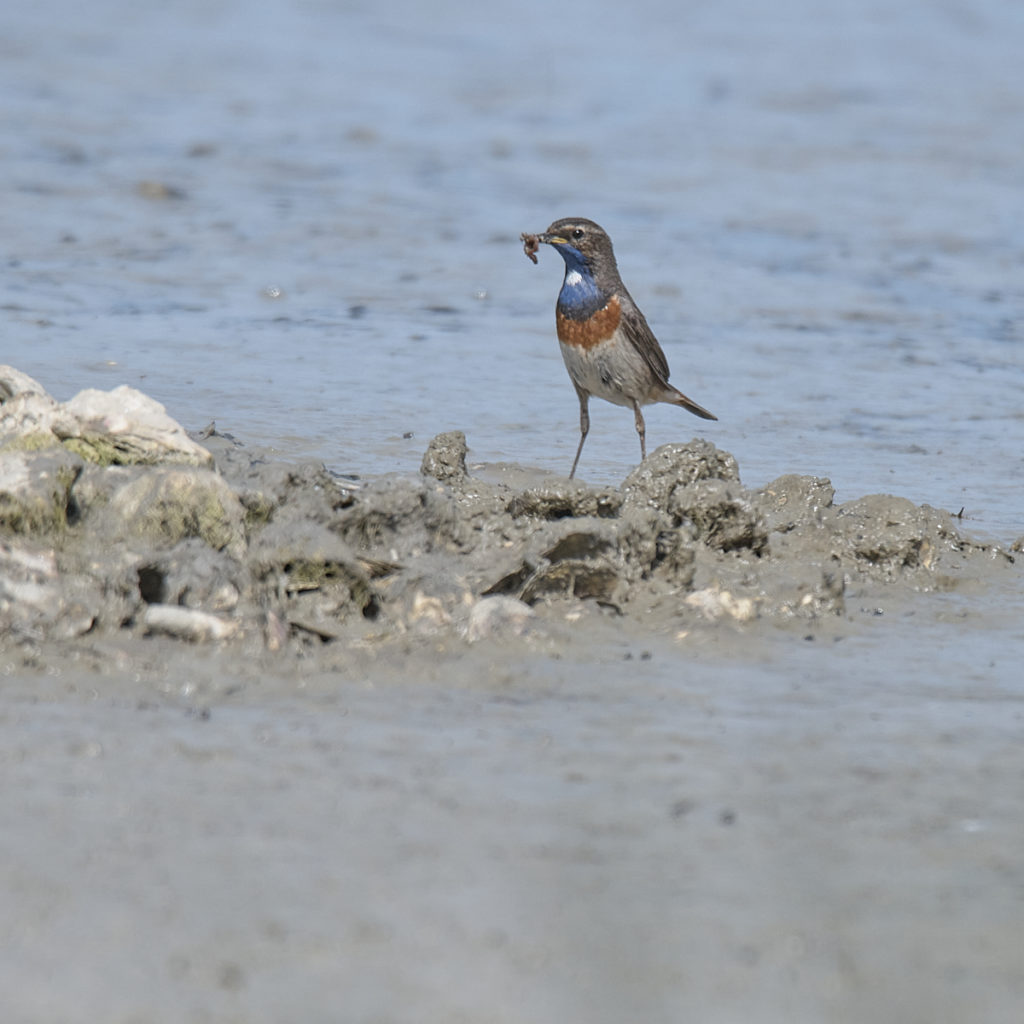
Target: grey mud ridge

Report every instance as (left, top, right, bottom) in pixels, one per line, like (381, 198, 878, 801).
(1, 365, 1019, 680)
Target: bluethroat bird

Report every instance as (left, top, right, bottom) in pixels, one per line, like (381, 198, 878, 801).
(522, 217, 716, 479)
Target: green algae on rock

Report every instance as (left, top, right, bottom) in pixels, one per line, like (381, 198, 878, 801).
(0, 450, 82, 536)
(0, 368, 213, 468)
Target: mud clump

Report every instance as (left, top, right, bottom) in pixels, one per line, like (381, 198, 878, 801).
(421, 430, 468, 485)
(248, 517, 381, 638)
(0, 366, 1017, 658)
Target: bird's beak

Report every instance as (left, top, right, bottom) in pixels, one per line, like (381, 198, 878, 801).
(537, 232, 568, 245)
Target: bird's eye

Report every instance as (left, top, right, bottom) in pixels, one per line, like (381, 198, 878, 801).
(572, 228, 585, 240)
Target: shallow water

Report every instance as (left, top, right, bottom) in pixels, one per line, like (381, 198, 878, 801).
(4, 0, 1022, 536)
(3, 1, 1024, 1020)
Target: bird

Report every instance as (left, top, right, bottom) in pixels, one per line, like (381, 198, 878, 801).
(522, 217, 716, 479)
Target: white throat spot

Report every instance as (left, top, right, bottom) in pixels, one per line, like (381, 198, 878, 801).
(564, 270, 583, 287)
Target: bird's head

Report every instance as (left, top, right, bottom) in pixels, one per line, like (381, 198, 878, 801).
(536, 218, 615, 276)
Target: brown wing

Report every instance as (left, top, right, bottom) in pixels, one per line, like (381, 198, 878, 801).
(618, 296, 672, 385)
(618, 292, 717, 419)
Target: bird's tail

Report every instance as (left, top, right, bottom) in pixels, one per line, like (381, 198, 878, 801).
(663, 385, 717, 421)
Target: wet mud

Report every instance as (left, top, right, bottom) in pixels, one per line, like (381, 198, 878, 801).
(5, 370, 1024, 1024)
(2, 366, 1017, 677)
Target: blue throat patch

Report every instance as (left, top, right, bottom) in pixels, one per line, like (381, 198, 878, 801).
(553, 244, 606, 321)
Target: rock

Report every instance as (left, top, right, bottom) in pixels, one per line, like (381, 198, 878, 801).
(142, 604, 239, 642)
(0, 373, 213, 468)
(421, 430, 468, 484)
(0, 393, 65, 453)
(67, 463, 136, 521)
(1, 577, 99, 640)
(464, 595, 535, 642)
(99, 467, 247, 557)
(684, 588, 758, 623)
(0, 366, 48, 401)
(0, 541, 58, 579)
(55, 386, 214, 467)
(0, 449, 82, 536)
(0, 539, 58, 628)
(0, 540, 100, 639)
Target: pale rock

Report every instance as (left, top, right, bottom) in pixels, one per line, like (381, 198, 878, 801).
(56, 386, 213, 467)
(684, 587, 757, 623)
(0, 366, 48, 401)
(464, 595, 535, 642)
(143, 604, 239, 642)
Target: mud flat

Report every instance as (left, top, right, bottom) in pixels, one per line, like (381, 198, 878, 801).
(3, 366, 1024, 1023)
(2, 365, 1017, 678)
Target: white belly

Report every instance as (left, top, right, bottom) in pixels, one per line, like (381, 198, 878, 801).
(559, 340, 650, 408)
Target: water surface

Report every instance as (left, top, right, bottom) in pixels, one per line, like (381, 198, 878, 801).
(4, 0, 1022, 535)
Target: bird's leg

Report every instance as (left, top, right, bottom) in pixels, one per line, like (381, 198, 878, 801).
(632, 400, 647, 462)
(569, 388, 590, 479)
